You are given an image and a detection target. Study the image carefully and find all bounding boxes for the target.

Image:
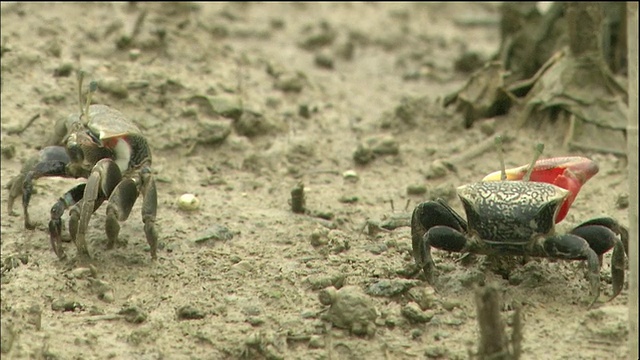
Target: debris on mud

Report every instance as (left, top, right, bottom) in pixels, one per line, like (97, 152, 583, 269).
(119, 305, 148, 324)
(290, 182, 306, 214)
(192, 224, 234, 244)
(304, 273, 346, 290)
(579, 305, 628, 342)
(177, 193, 201, 211)
(401, 302, 435, 324)
(366, 279, 420, 297)
(446, 3, 628, 155)
(51, 299, 84, 312)
(176, 305, 206, 320)
(319, 286, 378, 337)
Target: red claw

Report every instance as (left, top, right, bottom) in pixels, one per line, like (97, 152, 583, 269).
(482, 157, 599, 223)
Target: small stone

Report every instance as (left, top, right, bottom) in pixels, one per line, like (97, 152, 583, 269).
(69, 267, 94, 279)
(274, 72, 306, 93)
(338, 195, 358, 203)
(441, 300, 462, 312)
(314, 52, 334, 69)
(97, 79, 128, 99)
(308, 335, 325, 349)
(310, 227, 329, 247)
(615, 193, 629, 209)
(424, 345, 449, 358)
(89, 279, 115, 303)
(177, 305, 206, 320)
(369, 136, 399, 156)
(192, 224, 234, 243)
(353, 144, 375, 165)
(318, 287, 338, 306)
(128, 48, 141, 60)
(198, 119, 232, 146)
(407, 286, 438, 310)
(401, 302, 434, 323)
(299, 24, 337, 50)
(479, 118, 496, 136)
(246, 316, 264, 326)
(406, 184, 427, 195)
(234, 109, 278, 137)
(305, 274, 346, 290)
(342, 170, 359, 181)
(425, 159, 450, 179)
(177, 193, 200, 211)
(319, 286, 378, 336)
(209, 95, 243, 120)
(118, 306, 147, 324)
(53, 63, 73, 77)
(1, 145, 16, 160)
(51, 299, 83, 312)
(100, 291, 115, 303)
(366, 243, 388, 255)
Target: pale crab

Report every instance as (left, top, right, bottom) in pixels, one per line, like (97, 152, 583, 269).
(7, 73, 158, 260)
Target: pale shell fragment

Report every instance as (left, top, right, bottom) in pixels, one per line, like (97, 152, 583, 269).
(177, 193, 200, 211)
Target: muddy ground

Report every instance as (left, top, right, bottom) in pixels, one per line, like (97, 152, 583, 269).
(0, 3, 630, 360)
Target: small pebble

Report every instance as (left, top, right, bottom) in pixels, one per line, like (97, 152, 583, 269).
(308, 335, 325, 349)
(342, 169, 359, 181)
(176, 305, 206, 320)
(401, 302, 434, 324)
(615, 193, 629, 209)
(407, 184, 427, 195)
(118, 306, 147, 324)
(177, 193, 200, 211)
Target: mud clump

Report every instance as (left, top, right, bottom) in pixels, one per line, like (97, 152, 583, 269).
(319, 286, 378, 337)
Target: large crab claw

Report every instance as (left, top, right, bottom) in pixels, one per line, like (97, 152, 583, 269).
(483, 156, 599, 223)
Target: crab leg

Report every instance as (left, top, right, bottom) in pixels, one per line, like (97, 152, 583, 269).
(535, 233, 602, 307)
(569, 218, 627, 302)
(411, 200, 467, 282)
(140, 167, 158, 260)
(74, 159, 122, 259)
(105, 178, 138, 250)
(49, 184, 87, 259)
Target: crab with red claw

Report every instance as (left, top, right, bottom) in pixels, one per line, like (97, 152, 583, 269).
(6, 72, 158, 261)
(411, 140, 627, 307)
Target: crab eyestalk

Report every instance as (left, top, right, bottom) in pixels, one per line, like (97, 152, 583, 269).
(77, 71, 85, 115)
(77, 71, 97, 126)
(494, 136, 507, 181)
(523, 143, 545, 181)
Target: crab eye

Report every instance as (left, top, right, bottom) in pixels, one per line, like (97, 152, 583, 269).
(87, 130, 102, 145)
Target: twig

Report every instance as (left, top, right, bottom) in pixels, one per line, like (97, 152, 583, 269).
(567, 141, 628, 157)
(5, 113, 40, 135)
(475, 283, 509, 360)
(290, 182, 306, 214)
(426, 134, 514, 179)
(76, 314, 125, 323)
(448, 132, 514, 165)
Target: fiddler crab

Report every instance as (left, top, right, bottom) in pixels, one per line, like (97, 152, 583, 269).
(411, 140, 627, 306)
(6, 72, 158, 260)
